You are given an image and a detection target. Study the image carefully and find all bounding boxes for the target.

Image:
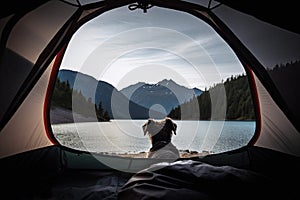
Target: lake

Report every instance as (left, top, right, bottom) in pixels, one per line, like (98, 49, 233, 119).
(51, 120, 255, 155)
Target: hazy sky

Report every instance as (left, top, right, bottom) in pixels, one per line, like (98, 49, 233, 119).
(60, 5, 245, 90)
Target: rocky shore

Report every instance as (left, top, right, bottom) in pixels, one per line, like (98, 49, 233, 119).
(115, 149, 211, 158)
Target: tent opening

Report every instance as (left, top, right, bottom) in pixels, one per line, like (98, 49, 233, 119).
(49, 5, 256, 159)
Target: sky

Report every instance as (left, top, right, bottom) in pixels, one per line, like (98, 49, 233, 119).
(60, 5, 245, 91)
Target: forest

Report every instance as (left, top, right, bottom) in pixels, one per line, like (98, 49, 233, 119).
(50, 78, 110, 121)
(168, 74, 255, 120)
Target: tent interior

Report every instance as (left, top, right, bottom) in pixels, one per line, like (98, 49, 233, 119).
(1, 0, 300, 199)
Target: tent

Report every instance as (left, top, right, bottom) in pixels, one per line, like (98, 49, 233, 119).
(1, 0, 300, 199)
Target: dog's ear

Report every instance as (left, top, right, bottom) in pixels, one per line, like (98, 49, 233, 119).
(165, 117, 177, 135)
(142, 118, 153, 136)
(172, 123, 177, 135)
(142, 124, 147, 136)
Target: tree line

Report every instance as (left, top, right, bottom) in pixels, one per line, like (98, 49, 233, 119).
(168, 74, 255, 120)
(51, 77, 110, 121)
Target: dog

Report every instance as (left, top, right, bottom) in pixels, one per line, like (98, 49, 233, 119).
(142, 117, 180, 159)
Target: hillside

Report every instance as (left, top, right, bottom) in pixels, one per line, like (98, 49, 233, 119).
(52, 69, 164, 120)
(168, 74, 255, 120)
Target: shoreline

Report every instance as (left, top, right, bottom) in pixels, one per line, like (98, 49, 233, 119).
(50, 107, 255, 125)
(108, 149, 212, 158)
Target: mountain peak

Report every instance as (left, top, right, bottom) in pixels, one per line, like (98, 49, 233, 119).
(120, 79, 203, 115)
(157, 79, 176, 86)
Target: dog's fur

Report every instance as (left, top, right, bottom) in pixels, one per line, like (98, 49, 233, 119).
(142, 117, 180, 159)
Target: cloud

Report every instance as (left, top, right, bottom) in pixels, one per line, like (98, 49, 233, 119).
(61, 6, 245, 90)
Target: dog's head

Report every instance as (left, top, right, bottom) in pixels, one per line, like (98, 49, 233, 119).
(142, 117, 177, 145)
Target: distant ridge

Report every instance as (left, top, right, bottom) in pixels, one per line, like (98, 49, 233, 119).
(56, 69, 165, 119)
(120, 79, 202, 114)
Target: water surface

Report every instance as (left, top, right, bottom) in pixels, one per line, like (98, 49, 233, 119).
(52, 120, 255, 154)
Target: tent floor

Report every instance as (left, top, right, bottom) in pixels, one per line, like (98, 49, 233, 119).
(1, 145, 300, 199)
(3, 168, 132, 199)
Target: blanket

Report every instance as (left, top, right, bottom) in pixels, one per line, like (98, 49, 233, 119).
(118, 159, 282, 200)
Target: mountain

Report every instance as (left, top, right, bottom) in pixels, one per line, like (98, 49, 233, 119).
(120, 79, 203, 114)
(57, 69, 164, 119)
(193, 87, 203, 97)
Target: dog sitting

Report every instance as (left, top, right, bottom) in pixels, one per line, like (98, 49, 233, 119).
(142, 117, 180, 159)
